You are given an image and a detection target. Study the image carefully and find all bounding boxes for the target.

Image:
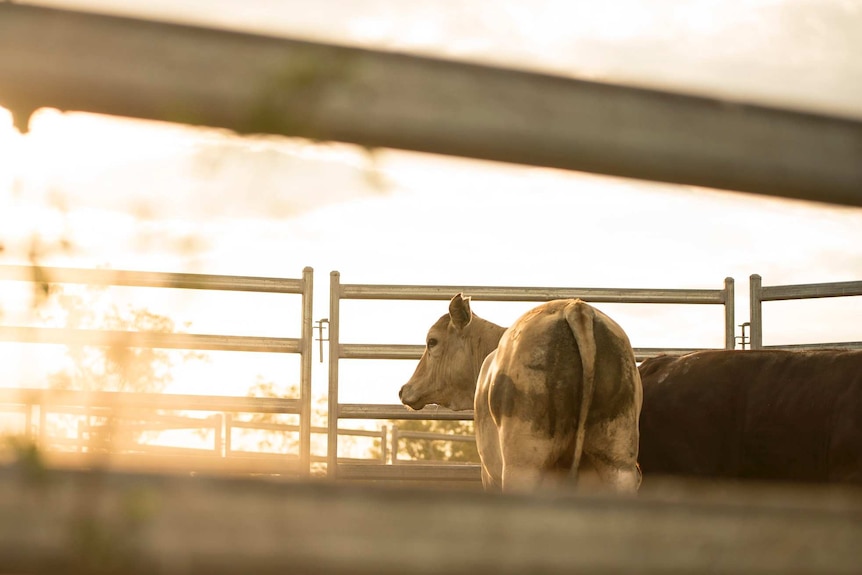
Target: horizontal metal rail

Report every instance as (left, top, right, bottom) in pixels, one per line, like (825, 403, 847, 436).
(339, 403, 473, 421)
(1, 388, 372, 472)
(336, 462, 482, 482)
(228, 420, 386, 440)
(0, 265, 307, 293)
(42, 451, 305, 476)
(392, 430, 475, 443)
(761, 342, 862, 351)
(74, 442, 223, 458)
(0, 326, 301, 353)
(79, 414, 222, 433)
(760, 280, 862, 301)
(339, 343, 704, 362)
(2, 5, 862, 206)
(338, 283, 729, 304)
(0, 388, 302, 414)
(749, 274, 862, 349)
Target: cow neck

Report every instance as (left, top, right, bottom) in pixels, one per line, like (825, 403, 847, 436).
(470, 317, 507, 379)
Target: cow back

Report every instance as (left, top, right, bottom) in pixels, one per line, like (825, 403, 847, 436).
(638, 349, 862, 485)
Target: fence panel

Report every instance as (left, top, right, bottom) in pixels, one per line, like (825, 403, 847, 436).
(328, 271, 735, 481)
(0, 265, 315, 475)
(749, 274, 862, 350)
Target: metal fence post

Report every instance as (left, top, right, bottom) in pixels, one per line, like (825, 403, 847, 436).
(213, 413, 223, 456)
(224, 413, 232, 457)
(380, 425, 388, 464)
(299, 266, 314, 476)
(391, 426, 399, 465)
(724, 277, 735, 349)
(327, 271, 341, 479)
(749, 274, 763, 349)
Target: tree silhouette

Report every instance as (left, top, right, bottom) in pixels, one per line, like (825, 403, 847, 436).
(41, 285, 203, 394)
(240, 379, 382, 472)
(39, 285, 204, 451)
(392, 419, 478, 463)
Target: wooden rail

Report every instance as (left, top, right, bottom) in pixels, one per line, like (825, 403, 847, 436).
(1, 4, 862, 206)
(1, 465, 860, 574)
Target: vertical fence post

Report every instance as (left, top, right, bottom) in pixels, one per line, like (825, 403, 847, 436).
(391, 426, 399, 465)
(327, 271, 341, 479)
(213, 413, 223, 456)
(749, 274, 763, 350)
(77, 420, 85, 453)
(38, 403, 46, 445)
(25, 402, 33, 440)
(380, 425, 388, 464)
(299, 266, 314, 476)
(724, 277, 735, 349)
(224, 413, 232, 457)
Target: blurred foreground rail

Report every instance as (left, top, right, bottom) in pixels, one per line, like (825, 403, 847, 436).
(0, 464, 860, 574)
(1, 4, 861, 207)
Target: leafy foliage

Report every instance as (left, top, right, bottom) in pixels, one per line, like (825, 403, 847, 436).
(241, 379, 379, 467)
(36, 285, 205, 450)
(235, 378, 305, 453)
(42, 286, 203, 394)
(392, 419, 478, 463)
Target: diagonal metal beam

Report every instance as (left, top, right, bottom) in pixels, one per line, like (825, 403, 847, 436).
(1, 4, 861, 206)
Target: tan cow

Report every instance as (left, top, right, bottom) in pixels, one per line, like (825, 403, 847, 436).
(399, 294, 642, 493)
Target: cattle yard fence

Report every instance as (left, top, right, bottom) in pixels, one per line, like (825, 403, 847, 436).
(327, 270, 736, 482)
(0, 265, 317, 476)
(749, 274, 862, 350)
(4, 266, 862, 483)
(2, 4, 862, 573)
(0, 388, 389, 475)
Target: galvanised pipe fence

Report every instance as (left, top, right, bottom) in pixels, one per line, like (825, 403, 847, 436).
(0, 265, 316, 475)
(327, 271, 735, 482)
(749, 274, 862, 350)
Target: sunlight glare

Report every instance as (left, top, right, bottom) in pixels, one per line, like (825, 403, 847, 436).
(0, 107, 18, 197)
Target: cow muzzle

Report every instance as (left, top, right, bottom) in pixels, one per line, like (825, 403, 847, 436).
(398, 384, 426, 411)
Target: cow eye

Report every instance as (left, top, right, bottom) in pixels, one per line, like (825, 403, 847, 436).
(427, 338, 438, 349)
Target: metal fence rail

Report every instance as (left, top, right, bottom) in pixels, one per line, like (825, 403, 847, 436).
(2, 4, 862, 207)
(391, 427, 476, 464)
(749, 274, 862, 350)
(328, 271, 735, 481)
(0, 265, 316, 473)
(0, 387, 388, 475)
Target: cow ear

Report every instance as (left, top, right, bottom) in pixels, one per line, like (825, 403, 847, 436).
(449, 293, 472, 329)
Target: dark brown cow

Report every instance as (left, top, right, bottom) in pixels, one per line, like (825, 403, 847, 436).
(400, 294, 642, 493)
(638, 349, 862, 485)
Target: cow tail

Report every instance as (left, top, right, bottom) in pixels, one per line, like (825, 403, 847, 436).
(565, 300, 596, 486)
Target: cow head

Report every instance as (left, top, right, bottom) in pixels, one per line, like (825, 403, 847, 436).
(399, 293, 504, 411)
